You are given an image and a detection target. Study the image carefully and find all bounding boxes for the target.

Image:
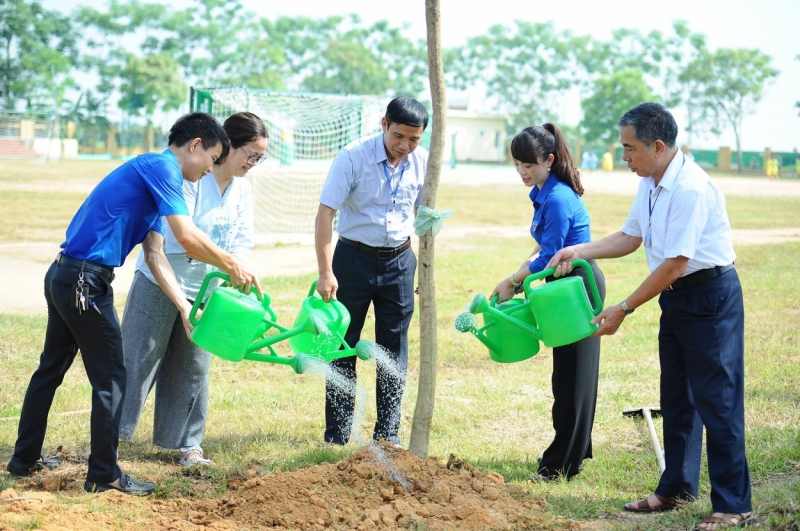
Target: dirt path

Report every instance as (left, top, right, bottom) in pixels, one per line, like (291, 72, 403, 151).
(2, 171, 798, 315)
(2, 225, 799, 315)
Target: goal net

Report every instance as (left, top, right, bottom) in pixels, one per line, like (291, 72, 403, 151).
(190, 87, 389, 243)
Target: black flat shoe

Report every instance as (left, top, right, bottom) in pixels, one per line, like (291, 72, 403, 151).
(84, 473, 155, 496)
(6, 455, 61, 476)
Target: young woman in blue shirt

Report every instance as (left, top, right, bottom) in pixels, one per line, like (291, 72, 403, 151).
(491, 123, 606, 481)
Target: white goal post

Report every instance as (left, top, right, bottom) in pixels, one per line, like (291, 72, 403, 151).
(190, 87, 389, 243)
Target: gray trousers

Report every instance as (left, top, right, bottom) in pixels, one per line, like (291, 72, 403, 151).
(119, 271, 212, 449)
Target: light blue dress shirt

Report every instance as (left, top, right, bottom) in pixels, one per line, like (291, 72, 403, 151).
(319, 132, 427, 247)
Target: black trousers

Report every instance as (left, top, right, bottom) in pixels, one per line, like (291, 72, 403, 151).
(324, 241, 416, 445)
(538, 259, 606, 479)
(655, 269, 751, 513)
(13, 260, 123, 484)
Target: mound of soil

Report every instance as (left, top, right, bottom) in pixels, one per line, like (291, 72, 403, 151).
(2, 442, 583, 530)
(173, 442, 554, 530)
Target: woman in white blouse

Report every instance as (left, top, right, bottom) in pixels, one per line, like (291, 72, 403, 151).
(119, 112, 268, 467)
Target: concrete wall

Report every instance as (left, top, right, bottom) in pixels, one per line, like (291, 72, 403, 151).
(444, 111, 507, 163)
(32, 138, 79, 159)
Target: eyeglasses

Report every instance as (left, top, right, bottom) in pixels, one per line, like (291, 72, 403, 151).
(239, 146, 267, 165)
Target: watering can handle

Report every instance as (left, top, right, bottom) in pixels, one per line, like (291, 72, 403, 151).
(522, 259, 603, 317)
(307, 280, 346, 323)
(189, 271, 269, 326)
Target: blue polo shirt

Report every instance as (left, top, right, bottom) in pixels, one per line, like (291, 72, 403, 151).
(60, 150, 189, 267)
(528, 174, 592, 274)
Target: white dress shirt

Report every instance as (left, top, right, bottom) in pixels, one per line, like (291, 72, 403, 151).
(319, 132, 427, 248)
(622, 150, 736, 275)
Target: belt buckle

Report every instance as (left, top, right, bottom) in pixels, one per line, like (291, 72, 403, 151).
(377, 249, 394, 259)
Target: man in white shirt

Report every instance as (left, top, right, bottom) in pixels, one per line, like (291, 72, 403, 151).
(315, 96, 428, 447)
(548, 103, 752, 530)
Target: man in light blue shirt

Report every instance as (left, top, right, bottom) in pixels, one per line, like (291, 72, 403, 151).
(315, 96, 428, 446)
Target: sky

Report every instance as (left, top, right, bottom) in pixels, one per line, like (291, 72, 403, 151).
(42, 0, 800, 152)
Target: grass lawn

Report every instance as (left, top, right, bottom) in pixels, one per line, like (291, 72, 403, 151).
(0, 159, 799, 529)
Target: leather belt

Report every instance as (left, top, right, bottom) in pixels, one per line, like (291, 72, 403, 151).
(339, 237, 411, 259)
(57, 252, 115, 281)
(668, 263, 733, 290)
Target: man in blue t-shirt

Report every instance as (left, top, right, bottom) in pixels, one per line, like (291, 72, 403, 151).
(6, 113, 261, 496)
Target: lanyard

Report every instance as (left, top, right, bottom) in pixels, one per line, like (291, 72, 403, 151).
(648, 152, 686, 228)
(648, 187, 662, 228)
(382, 160, 405, 204)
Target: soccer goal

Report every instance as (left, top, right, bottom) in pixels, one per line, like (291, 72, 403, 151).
(190, 87, 389, 243)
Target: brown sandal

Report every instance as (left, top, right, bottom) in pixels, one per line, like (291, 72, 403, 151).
(694, 512, 753, 530)
(623, 493, 679, 513)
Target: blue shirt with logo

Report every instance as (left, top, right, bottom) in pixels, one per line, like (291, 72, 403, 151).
(60, 150, 189, 267)
(528, 174, 592, 274)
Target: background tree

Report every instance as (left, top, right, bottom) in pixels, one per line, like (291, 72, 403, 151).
(74, 0, 170, 116)
(580, 70, 653, 144)
(682, 47, 779, 172)
(118, 53, 185, 122)
(0, 0, 76, 111)
(451, 21, 580, 132)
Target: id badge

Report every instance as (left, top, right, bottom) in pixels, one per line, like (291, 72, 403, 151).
(644, 226, 652, 248)
(386, 211, 403, 233)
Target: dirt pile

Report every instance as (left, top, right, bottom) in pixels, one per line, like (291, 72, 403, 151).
(1, 442, 584, 530)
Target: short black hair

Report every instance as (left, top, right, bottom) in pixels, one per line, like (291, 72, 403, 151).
(385, 96, 429, 130)
(168, 112, 230, 160)
(617, 103, 678, 148)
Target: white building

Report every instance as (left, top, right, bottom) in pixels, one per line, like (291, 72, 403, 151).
(443, 110, 508, 164)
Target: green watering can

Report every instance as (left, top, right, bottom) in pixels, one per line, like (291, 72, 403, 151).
(455, 295, 540, 363)
(455, 259, 603, 362)
(189, 273, 373, 374)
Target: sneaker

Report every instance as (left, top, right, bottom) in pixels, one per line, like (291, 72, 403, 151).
(179, 448, 211, 467)
(84, 473, 155, 496)
(6, 455, 61, 477)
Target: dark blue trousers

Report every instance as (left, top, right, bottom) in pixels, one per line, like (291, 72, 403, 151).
(13, 261, 123, 484)
(539, 260, 606, 479)
(655, 268, 751, 513)
(324, 241, 416, 445)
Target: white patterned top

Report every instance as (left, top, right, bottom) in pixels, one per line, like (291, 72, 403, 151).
(135, 172, 254, 301)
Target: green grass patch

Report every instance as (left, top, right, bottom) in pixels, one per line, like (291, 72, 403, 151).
(0, 176, 799, 529)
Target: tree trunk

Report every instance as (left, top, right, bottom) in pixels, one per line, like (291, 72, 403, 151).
(409, 0, 446, 459)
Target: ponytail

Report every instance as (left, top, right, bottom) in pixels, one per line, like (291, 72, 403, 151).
(542, 123, 584, 196)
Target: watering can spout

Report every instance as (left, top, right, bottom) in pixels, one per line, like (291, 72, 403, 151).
(468, 294, 490, 315)
(355, 340, 376, 361)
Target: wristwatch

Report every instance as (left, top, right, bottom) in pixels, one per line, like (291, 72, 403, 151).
(509, 275, 523, 293)
(620, 300, 635, 315)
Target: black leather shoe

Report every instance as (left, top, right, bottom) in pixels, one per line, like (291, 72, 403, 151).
(84, 473, 155, 496)
(6, 455, 61, 476)
(526, 473, 554, 482)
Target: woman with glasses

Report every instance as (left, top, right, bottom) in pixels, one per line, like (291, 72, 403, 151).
(489, 123, 605, 481)
(119, 112, 268, 467)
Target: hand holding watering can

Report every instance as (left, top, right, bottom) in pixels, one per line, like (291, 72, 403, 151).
(189, 272, 374, 374)
(547, 247, 622, 337)
(456, 259, 603, 363)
